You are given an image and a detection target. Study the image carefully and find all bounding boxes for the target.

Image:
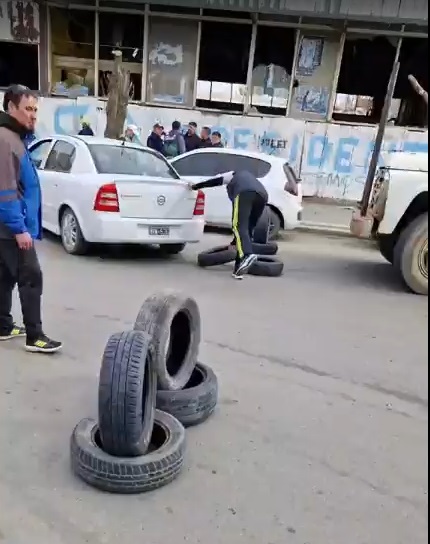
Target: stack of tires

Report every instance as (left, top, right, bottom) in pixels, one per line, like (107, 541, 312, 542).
(70, 290, 218, 494)
(198, 241, 284, 277)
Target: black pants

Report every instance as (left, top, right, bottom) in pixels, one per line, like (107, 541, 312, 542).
(231, 191, 267, 263)
(0, 241, 43, 340)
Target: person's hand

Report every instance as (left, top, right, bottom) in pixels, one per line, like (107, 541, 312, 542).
(15, 232, 33, 250)
(188, 182, 196, 190)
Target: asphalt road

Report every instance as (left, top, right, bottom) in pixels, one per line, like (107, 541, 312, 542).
(0, 231, 428, 544)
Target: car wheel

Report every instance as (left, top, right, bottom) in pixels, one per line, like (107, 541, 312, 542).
(394, 213, 428, 295)
(159, 243, 186, 256)
(156, 363, 218, 427)
(70, 412, 186, 494)
(60, 208, 89, 255)
(253, 207, 282, 243)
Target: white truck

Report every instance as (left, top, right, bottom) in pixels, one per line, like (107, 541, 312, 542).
(351, 151, 428, 295)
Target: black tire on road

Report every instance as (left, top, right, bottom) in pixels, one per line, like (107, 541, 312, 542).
(197, 245, 236, 267)
(159, 243, 186, 256)
(156, 363, 218, 427)
(393, 213, 428, 295)
(249, 256, 284, 277)
(134, 290, 201, 391)
(254, 206, 282, 243)
(70, 411, 186, 494)
(60, 207, 89, 255)
(98, 331, 157, 457)
(252, 241, 278, 256)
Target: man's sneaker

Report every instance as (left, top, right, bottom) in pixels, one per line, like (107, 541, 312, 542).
(231, 272, 244, 280)
(26, 335, 63, 354)
(235, 254, 258, 277)
(0, 325, 26, 341)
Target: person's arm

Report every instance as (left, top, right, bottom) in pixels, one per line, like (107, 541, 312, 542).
(177, 134, 186, 155)
(0, 140, 27, 236)
(191, 171, 234, 190)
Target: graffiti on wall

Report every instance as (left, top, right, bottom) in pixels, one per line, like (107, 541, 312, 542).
(1, 93, 427, 201)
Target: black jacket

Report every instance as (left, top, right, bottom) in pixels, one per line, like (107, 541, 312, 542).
(192, 170, 268, 202)
(78, 126, 94, 136)
(184, 132, 201, 152)
(146, 132, 164, 154)
(212, 142, 224, 148)
(199, 138, 213, 148)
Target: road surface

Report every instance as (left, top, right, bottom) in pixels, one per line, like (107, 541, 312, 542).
(0, 232, 428, 544)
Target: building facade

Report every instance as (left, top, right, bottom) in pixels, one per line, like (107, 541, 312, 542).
(0, 0, 428, 200)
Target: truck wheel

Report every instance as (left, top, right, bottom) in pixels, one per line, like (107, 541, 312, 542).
(378, 234, 396, 264)
(394, 213, 428, 295)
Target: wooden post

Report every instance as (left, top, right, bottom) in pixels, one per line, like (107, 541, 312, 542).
(104, 50, 131, 139)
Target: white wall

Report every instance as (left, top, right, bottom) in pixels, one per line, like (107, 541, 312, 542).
(6, 94, 428, 201)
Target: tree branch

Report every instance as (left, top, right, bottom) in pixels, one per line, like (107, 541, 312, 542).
(408, 74, 428, 106)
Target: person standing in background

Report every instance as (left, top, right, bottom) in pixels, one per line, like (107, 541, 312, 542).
(163, 121, 186, 158)
(123, 124, 141, 144)
(211, 131, 224, 148)
(184, 121, 201, 152)
(78, 118, 94, 136)
(146, 123, 164, 154)
(199, 126, 212, 148)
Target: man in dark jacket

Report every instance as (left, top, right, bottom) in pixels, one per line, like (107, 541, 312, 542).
(190, 170, 268, 279)
(211, 131, 224, 148)
(199, 126, 213, 148)
(0, 85, 62, 353)
(184, 121, 201, 152)
(146, 123, 164, 154)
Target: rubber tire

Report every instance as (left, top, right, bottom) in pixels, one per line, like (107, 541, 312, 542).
(252, 241, 278, 256)
(249, 256, 284, 277)
(393, 213, 428, 295)
(70, 411, 185, 494)
(134, 290, 201, 391)
(98, 331, 157, 457)
(377, 234, 396, 264)
(197, 245, 236, 267)
(254, 207, 282, 243)
(156, 363, 218, 427)
(60, 207, 89, 255)
(159, 243, 186, 255)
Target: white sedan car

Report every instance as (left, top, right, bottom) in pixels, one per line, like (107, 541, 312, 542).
(29, 135, 206, 255)
(170, 147, 303, 238)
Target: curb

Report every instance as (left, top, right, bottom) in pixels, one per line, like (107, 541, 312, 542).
(297, 222, 352, 238)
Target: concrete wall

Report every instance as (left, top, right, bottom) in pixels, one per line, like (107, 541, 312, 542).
(6, 93, 428, 201)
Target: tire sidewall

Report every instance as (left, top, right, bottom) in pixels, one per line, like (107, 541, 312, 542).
(61, 208, 84, 255)
(397, 214, 428, 294)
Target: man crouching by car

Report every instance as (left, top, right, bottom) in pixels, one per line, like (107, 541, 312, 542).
(0, 84, 62, 353)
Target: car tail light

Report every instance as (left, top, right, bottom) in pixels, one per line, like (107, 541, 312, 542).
(193, 190, 205, 216)
(94, 183, 120, 212)
(283, 164, 299, 196)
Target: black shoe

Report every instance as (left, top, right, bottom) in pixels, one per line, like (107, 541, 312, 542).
(26, 335, 63, 354)
(0, 325, 26, 341)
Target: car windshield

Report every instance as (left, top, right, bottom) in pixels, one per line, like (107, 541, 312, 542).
(89, 144, 179, 179)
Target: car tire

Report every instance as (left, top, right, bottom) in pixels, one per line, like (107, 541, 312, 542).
(393, 213, 428, 295)
(254, 207, 282, 243)
(70, 411, 186, 494)
(197, 245, 236, 267)
(60, 207, 89, 255)
(249, 256, 284, 277)
(159, 243, 186, 256)
(98, 331, 157, 457)
(252, 241, 278, 256)
(134, 290, 201, 391)
(156, 363, 218, 427)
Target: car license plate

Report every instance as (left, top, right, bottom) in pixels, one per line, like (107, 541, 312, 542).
(149, 226, 170, 236)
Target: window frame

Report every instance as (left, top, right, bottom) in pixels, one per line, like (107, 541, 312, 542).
(28, 139, 54, 169)
(45, 139, 77, 173)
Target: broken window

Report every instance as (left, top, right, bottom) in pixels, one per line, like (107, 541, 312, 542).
(146, 17, 198, 107)
(197, 21, 252, 112)
(50, 8, 95, 96)
(333, 34, 398, 124)
(290, 31, 343, 120)
(393, 38, 428, 128)
(98, 11, 144, 100)
(250, 25, 296, 116)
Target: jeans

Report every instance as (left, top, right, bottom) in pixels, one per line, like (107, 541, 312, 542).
(0, 240, 43, 340)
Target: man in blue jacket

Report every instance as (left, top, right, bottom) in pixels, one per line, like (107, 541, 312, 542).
(0, 85, 62, 353)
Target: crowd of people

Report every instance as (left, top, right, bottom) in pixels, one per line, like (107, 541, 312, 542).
(78, 119, 224, 158)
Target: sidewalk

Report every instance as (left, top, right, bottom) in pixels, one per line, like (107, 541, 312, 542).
(299, 199, 355, 236)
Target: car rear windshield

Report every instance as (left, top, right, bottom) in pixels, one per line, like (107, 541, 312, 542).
(89, 144, 179, 179)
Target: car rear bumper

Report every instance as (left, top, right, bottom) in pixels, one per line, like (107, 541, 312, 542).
(85, 215, 205, 244)
(278, 200, 303, 230)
